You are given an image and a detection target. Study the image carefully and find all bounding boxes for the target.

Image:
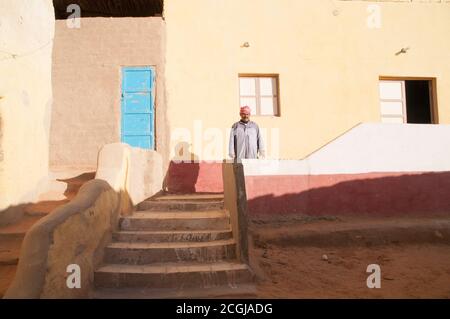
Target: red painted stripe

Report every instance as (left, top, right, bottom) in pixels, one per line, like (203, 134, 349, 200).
(164, 161, 223, 194)
(245, 172, 450, 217)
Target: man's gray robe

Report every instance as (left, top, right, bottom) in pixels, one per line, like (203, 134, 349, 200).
(229, 120, 265, 160)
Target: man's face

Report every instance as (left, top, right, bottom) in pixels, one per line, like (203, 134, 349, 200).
(240, 112, 250, 122)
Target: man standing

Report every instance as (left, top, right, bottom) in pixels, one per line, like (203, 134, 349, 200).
(229, 106, 265, 161)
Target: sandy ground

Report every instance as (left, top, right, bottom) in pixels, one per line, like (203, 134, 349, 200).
(249, 217, 450, 299)
(2, 204, 449, 299)
(252, 244, 450, 298)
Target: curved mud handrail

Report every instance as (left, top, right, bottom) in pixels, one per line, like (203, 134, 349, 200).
(3, 179, 123, 299)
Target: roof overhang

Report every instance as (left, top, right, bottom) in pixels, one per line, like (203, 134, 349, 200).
(53, 0, 163, 19)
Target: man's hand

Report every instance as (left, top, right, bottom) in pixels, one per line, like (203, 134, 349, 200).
(259, 150, 266, 159)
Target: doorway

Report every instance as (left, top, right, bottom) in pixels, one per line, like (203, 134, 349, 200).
(121, 66, 155, 149)
(379, 77, 437, 124)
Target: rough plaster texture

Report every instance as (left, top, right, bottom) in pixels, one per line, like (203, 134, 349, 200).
(164, 0, 450, 160)
(95, 144, 128, 193)
(96, 143, 163, 206)
(50, 17, 169, 173)
(4, 179, 132, 298)
(222, 162, 249, 263)
(0, 0, 55, 222)
(128, 146, 163, 204)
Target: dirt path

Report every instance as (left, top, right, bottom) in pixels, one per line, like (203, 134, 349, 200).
(252, 244, 450, 298)
(249, 216, 450, 298)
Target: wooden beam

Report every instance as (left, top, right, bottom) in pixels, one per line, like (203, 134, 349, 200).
(53, 0, 163, 19)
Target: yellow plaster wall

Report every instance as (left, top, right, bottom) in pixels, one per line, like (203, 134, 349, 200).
(164, 0, 450, 160)
(0, 0, 55, 213)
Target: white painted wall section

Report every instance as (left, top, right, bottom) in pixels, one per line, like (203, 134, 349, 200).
(243, 123, 450, 176)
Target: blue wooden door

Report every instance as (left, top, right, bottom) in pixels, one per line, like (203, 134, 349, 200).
(121, 66, 155, 149)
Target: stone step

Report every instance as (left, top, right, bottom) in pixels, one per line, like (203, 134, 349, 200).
(24, 200, 69, 217)
(0, 216, 41, 236)
(119, 211, 230, 231)
(113, 229, 233, 243)
(253, 218, 450, 247)
(0, 237, 22, 266)
(130, 211, 229, 219)
(91, 284, 257, 299)
(104, 239, 237, 264)
(0, 265, 18, 298)
(0, 232, 25, 241)
(151, 193, 224, 202)
(137, 200, 224, 212)
(94, 261, 253, 289)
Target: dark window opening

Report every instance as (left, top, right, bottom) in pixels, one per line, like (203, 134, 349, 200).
(53, 0, 164, 19)
(405, 80, 432, 124)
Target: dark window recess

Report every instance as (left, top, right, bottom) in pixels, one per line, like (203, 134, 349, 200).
(405, 80, 432, 124)
(53, 0, 164, 19)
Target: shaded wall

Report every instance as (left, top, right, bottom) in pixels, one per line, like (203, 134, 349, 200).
(245, 172, 450, 217)
(163, 161, 223, 193)
(50, 17, 168, 171)
(0, 0, 55, 221)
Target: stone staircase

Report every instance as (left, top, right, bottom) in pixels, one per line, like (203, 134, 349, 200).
(92, 193, 255, 298)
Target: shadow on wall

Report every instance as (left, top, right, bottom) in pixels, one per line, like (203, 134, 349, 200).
(246, 172, 450, 218)
(162, 142, 225, 194)
(162, 142, 200, 194)
(0, 172, 96, 227)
